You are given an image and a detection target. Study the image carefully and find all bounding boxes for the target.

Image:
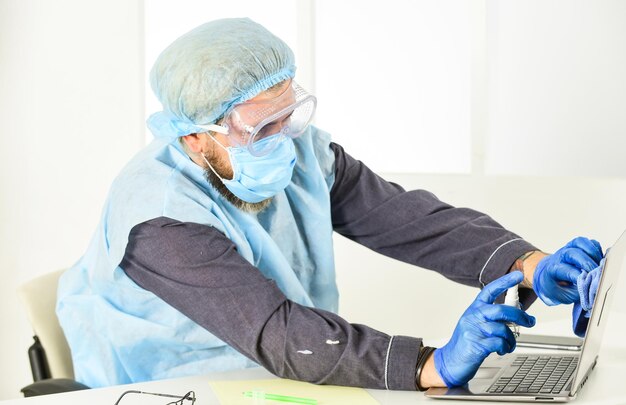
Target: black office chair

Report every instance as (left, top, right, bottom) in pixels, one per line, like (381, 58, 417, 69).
(18, 270, 89, 396)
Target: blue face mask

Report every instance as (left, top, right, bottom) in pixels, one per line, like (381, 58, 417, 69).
(201, 134, 298, 203)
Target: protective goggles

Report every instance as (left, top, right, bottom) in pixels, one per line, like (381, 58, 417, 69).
(198, 80, 317, 156)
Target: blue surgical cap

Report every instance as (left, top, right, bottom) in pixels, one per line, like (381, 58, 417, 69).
(147, 18, 296, 140)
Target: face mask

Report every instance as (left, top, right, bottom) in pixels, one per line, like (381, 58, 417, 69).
(201, 134, 297, 203)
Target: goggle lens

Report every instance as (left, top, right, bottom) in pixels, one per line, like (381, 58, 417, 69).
(248, 97, 316, 156)
(222, 82, 316, 156)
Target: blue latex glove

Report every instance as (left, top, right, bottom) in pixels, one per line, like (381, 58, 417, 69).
(434, 272, 536, 387)
(533, 237, 603, 306)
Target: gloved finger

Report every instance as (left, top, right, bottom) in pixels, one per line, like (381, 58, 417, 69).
(477, 321, 517, 354)
(478, 337, 513, 356)
(560, 248, 601, 272)
(590, 239, 604, 261)
(477, 271, 524, 304)
(481, 304, 536, 328)
(549, 262, 583, 284)
(565, 237, 603, 263)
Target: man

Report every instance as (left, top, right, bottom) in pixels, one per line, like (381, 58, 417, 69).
(56, 18, 603, 390)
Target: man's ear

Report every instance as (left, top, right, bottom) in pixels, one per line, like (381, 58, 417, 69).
(181, 133, 206, 153)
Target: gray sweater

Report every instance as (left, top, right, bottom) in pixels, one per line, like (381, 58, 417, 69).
(120, 142, 537, 390)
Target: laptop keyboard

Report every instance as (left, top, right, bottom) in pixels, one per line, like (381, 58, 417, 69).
(488, 355, 578, 395)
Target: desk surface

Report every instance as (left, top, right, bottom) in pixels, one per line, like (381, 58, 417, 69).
(4, 312, 626, 405)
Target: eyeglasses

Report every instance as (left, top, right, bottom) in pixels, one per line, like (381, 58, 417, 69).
(114, 389, 196, 405)
(197, 80, 317, 157)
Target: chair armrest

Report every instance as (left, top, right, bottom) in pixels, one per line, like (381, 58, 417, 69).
(21, 378, 89, 397)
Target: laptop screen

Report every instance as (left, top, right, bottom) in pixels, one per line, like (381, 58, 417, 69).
(570, 230, 625, 395)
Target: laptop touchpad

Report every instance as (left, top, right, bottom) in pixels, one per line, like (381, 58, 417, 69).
(475, 367, 500, 379)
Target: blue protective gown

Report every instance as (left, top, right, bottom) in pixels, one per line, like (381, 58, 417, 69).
(56, 126, 337, 387)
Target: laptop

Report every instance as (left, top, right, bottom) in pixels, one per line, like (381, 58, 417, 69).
(426, 229, 625, 402)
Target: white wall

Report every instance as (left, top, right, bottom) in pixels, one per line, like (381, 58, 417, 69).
(315, 0, 472, 174)
(0, 0, 144, 399)
(485, 0, 626, 176)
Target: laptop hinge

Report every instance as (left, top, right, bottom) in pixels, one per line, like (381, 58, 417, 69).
(571, 356, 598, 396)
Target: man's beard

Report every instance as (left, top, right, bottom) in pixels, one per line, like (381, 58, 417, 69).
(202, 152, 272, 213)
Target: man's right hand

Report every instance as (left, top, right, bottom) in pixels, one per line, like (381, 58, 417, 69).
(433, 271, 536, 387)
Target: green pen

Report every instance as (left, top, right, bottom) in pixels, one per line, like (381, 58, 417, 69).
(242, 390, 318, 404)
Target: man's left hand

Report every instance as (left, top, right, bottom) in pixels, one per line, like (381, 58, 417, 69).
(533, 237, 603, 306)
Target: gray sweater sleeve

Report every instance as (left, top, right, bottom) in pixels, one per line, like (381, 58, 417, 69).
(121, 217, 421, 390)
(329, 142, 539, 292)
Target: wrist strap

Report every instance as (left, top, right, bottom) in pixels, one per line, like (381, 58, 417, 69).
(415, 346, 436, 391)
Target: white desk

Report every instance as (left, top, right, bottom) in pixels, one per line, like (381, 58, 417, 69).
(3, 312, 626, 405)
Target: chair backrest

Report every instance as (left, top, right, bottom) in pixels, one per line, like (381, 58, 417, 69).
(17, 270, 74, 379)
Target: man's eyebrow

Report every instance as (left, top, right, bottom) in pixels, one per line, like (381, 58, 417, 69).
(271, 110, 294, 124)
